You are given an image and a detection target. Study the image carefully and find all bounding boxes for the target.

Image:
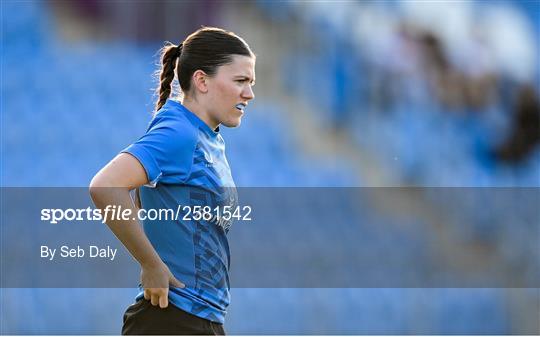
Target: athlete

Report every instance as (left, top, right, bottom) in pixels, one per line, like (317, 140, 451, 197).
(89, 27, 255, 335)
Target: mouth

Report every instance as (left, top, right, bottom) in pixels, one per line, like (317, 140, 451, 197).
(235, 103, 247, 113)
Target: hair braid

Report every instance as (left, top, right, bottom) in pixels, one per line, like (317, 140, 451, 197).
(154, 44, 181, 112)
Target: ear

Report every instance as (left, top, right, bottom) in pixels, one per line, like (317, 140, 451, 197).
(192, 70, 209, 94)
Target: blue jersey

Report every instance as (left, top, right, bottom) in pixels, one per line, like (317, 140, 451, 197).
(121, 99, 237, 323)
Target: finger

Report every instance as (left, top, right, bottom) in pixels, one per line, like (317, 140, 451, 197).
(170, 276, 185, 289)
(144, 289, 150, 300)
(151, 293, 159, 306)
(159, 292, 168, 309)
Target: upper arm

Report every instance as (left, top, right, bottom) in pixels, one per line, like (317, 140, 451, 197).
(119, 118, 196, 187)
(91, 114, 196, 191)
(90, 152, 148, 190)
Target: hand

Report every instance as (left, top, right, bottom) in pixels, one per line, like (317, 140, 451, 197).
(141, 262, 185, 309)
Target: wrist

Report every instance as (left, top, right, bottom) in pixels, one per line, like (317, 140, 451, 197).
(140, 256, 165, 270)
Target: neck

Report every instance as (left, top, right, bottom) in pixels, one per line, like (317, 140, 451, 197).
(182, 97, 219, 131)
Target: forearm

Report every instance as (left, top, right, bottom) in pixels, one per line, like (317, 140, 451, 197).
(89, 187, 162, 269)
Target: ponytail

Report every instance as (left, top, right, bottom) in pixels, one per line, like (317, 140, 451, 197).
(154, 43, 182, 113)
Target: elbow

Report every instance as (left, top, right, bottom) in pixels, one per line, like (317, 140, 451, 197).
(88, 180, 100, 201)
(89, 173, 131, 204)
(89, 174, 111, 202)
(89, 177, 101, 202)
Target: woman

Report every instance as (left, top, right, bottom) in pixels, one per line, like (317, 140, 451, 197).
(89, 27, 255, 335)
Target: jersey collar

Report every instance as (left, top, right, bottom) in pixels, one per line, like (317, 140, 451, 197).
(165, 99, 220, 137)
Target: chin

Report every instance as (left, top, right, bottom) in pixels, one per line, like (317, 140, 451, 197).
(222, 118, 242, 128)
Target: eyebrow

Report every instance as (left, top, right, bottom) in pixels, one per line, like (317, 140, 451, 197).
(234, 75, 256, 83)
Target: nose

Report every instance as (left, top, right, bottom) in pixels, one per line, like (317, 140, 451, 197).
(242, 85, 255, 100)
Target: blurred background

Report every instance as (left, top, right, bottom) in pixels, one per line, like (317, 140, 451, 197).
(1, 0, 539, 334)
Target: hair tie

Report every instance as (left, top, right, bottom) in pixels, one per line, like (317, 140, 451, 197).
(176, 43, 183, 57)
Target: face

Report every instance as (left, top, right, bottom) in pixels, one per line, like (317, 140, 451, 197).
(204, 55, 256, 128)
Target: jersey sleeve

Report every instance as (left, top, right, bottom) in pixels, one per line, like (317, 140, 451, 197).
(121, 117, 196, 187)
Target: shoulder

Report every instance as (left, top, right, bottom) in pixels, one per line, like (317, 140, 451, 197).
(149, 105, 198, 148)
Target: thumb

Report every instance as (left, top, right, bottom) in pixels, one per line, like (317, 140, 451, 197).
(169, 275, 185, 289)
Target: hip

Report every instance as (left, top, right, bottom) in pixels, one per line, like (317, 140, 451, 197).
(122, 299, 225, 335)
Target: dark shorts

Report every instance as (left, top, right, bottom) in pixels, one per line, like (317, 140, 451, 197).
(122, 299, 226, 335)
